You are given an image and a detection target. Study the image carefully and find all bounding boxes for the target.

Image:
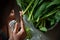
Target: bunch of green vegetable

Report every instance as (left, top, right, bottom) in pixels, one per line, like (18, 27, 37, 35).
(16, 0, 60, 32)
(25, 27, 32, 39)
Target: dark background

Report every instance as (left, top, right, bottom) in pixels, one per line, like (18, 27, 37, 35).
(45, 22, 60, 40)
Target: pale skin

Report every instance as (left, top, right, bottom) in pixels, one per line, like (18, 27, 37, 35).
(8, 10, 26, 40)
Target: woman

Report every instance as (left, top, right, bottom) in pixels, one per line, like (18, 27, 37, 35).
(8, 10, 26, 40)
(0, 0, 26, 40)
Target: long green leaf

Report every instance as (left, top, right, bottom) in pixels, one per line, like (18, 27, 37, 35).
(23, 0, 34, 14)
(47, 0, 60, 8)
(28, 0, 39, 21)
(41, 10, 57, 19)
(34, 2, 48, 19)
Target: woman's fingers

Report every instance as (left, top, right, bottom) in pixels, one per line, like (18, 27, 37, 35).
(17, 20, 25, 35)
(13, 11, 26, 37)
(13, 23, 19, 34)
(14, 11, 24, 33)
(19, 11, 23, 16)
(17, 11, 26, 35)
(19, 11, 24, 29)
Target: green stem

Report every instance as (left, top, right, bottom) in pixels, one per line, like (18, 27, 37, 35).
(23, 0, 34, 15)
(28, 0, 39, 20)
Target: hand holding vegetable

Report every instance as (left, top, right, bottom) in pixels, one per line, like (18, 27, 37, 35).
(9, 11, 26, 40)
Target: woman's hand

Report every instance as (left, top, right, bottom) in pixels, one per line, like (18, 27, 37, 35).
(9, 11, 26, 40)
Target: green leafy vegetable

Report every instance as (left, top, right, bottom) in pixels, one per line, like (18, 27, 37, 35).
(16, 0, 60, 32)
